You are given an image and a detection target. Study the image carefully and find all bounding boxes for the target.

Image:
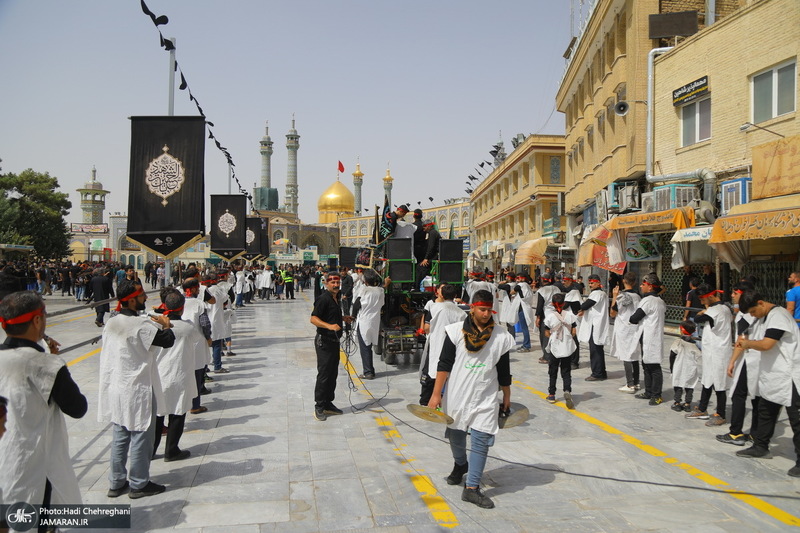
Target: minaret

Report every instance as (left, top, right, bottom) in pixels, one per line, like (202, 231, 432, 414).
(259, 121, 273, 188)
(352, 162, 364, 215)
(76, 166, 109, 224)
(285, 116, 300, 215)
(383, 165, 394, 207)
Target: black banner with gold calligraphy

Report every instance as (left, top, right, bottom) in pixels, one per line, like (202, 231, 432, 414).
(210, 195, 247, 259)
(126, 116, 205, 258)
(243, 217, 269, 260)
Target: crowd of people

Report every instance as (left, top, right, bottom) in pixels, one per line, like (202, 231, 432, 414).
(1, 255, 799, 520)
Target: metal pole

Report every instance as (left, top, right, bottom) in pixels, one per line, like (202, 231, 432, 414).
(165, 37, 176, 284)
(228, 163, 232, 194)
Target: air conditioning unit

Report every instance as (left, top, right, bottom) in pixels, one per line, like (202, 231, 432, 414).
(641, 192, 655, 213)
(653, 184, 699, 212)
(595, 190, 608, 222)
(607, 182, 620, 212)
(721, 177, 752, 215)
(619, 186, 641, 211)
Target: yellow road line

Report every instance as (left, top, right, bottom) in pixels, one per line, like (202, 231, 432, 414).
(48, 312, 95, 327)
(67, 348, 101, 367)
(340, 352, 459, 528)
(514, 379, 800, 527)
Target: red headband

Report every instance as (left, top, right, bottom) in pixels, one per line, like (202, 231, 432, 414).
(733, 289, 743, 295)
(116, 287, 143, 311)
(699, 289, 723, 299)
(679, 325, 693, 336)
(0, 307, 44, 329)
(166, 306, 184, 315)
(470, 301, 496, 313)
(326, 276, 341, 282)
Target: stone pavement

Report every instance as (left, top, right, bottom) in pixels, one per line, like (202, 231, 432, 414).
(38, 290, 800, 532)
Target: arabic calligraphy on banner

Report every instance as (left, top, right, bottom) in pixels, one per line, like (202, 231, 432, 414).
(605, 206, 695, 231)
(709, 207, 800, 243)
(625, 233, 661, 261)
(752, 135, 800, 200)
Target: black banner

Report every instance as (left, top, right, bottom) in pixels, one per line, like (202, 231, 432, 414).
(126, 116, 206, 258)
(243, 217, 269, 260)
(210, 195, 247, 259)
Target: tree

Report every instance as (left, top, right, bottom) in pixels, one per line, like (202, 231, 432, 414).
(0, 169, 72, 258)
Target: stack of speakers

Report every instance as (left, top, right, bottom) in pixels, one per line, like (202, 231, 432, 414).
(385, 238, 414, 282)
(436, 239, 464, 284)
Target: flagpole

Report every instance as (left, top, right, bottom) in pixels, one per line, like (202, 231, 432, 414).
(165, 37, 176, 284)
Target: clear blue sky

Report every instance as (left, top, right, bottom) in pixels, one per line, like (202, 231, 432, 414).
(0, 0, 575, 226)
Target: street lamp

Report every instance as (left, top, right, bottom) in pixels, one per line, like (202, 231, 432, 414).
(739, 122, 785, 138)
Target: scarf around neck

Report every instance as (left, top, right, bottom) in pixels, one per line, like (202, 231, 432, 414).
(462, 314, 494, 352)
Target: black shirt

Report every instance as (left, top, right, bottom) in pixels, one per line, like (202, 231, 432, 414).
(311, 289, 343, 341)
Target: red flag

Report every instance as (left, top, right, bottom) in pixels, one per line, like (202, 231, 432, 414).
(338, 161, 345, 173)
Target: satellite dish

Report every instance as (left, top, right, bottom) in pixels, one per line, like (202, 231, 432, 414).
(614, 101, 630, 116)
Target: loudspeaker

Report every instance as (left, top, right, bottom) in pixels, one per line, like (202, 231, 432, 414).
(387, 260, 414, 282)
(386, 238, 413, 260)
(438, 261, 464, 284)
(338, 247, 359, 268)
(614, 101, 629, 116)
(327, 257, 338, 268)
(439, 239, 462, 262)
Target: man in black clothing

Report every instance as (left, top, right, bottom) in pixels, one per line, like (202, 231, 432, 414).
(415, 219, 440, 291)
(310, 272, 350, 421)
(314, 265, 325, 302)
(87, 268, 114, 327)
(339, 266, 353, 314)
(412, 208, 426, 265)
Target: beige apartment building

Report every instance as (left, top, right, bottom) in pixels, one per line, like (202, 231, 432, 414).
(653, 0, 799, 305)
(471, 134, 565, 271)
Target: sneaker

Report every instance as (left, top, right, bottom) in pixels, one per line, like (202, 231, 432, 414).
(129, 481, 166, 499)
(314, 407, 327, 421)
(649, 396, 664, 406)
(538, 357, 548, 364)
(95, 320, 104, 327)
(462, 486, 495, 509)
(705, 413, 726, 426)
(716, 433, 748, 447)
(736, 446, 771, 459)
(227, 351, 237, 356)
(671, 402, 684, 412)
(546, 394, 556, 404)
(685, 409, 709, 420)
(564, 391, 574, 410)
(164, 450, 191, 462)
(323, 403, 343, 415)
(214, 368, 229, 374)
(517, 347, 531, 353)
(633, 384, 642, 391)
(446, 461, 469, 485)
(190, 406, 208, 414)
(788, 465, 800, 477)
(225, 351, 236, 357)
(618, 385, 636, 394)
(107, 481, 129, 498)
(683, 403, 692, 412)
(635, 393, 652, 400)
(358, 373, 375, 380)
(585, 376, 606, 382)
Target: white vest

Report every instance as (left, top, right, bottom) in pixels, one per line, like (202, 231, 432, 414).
(612, 291, 642, 362)
(442, 322, 515, 435)
(155, 319, 200, 415)
(634, 294, 666, 364)
(670, 337, 701, 389)
(97, 313, 164, 431)
(544, 309, 578, 358)
(183, 297, 210, 369)
(700, 303, 733, 389)
(578, 289, 610, 346)
(731, 311, 759, 397)
(421, 301, 467, 379)
(752, 306, 800, 406)
(355, 286, 385, 347)
(0, 346, 81, 506)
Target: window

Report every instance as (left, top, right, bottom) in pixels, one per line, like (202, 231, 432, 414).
(359, 224, 367, 236)
(682, 97, 711, 146)
(349, 226, 357, 236)
(450, 213, 458, 229)
(341, 226, 347, 237)
(752, 60, 796, 123)
(273, 230, 283, 241)
(462, 211, 470, 227)
(549, 157, 562, 184)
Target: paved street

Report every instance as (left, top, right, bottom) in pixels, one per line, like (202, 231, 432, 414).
(39, 291, 800, 532)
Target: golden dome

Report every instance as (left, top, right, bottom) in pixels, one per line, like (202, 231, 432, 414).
(318, 179, 355, 223)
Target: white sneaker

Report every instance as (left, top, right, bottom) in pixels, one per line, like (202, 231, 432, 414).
(618, 385, 636, 393)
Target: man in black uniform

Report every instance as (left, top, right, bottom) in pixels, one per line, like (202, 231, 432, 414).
(415, 219, 440, 291)
(310, 272, 350, 421)
(87, 267, 114, 327)
(412, 208, 426, 266)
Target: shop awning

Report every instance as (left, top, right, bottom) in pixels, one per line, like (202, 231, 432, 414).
(605, 206, 696, 232)
(670, 226, 714, 269)
(708, 194, 800, 243)
(515, 237, 553, 265)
